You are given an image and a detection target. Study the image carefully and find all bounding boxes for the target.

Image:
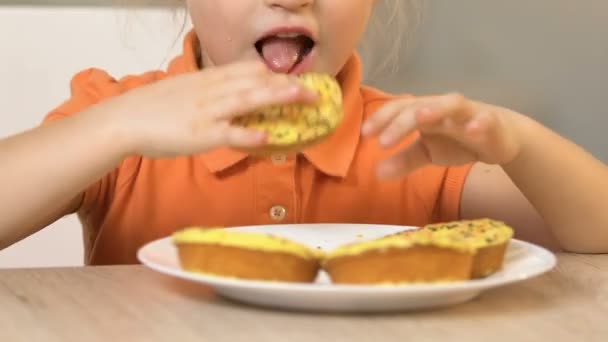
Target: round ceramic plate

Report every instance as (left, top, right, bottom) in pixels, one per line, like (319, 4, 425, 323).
(137, 223, 557, 312)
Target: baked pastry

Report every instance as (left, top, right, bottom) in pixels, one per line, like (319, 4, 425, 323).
(232, 72, 343, 155)
(322, 229, 476, 285)
(172, 227, 322, 282)
(171, 219, 512, 286)
(422, 219, 514, 278)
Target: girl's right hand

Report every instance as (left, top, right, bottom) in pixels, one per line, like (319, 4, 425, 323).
(99, 61, 317, 158)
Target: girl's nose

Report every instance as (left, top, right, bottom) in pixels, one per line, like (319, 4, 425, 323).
(265, 0, 314, 12)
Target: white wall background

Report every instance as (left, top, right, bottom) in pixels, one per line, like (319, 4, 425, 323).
(0, 5, 189, 268)
(1, 1, 606, 268)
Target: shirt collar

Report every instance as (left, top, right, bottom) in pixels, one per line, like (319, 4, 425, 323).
(169, 30, 363, 178)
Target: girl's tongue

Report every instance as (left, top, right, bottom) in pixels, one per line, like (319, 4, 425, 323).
(260, 36, 308, 73)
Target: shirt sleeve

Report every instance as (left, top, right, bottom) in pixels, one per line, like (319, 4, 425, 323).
(41, 68, 145, 218)
(409, 163, 475, 223)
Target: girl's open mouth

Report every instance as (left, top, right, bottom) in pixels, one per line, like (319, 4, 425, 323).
(255, 30, 316, 74)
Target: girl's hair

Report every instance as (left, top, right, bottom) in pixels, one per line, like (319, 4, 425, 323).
(359, 0, 424, 80)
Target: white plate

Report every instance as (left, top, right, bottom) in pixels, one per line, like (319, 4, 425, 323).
(137, 223, 557, 312)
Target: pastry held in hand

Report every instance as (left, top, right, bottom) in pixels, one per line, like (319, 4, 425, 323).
(232, 72, 344, 155)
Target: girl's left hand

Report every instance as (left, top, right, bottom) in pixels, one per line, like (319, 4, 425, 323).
(361, 93, 526, 179)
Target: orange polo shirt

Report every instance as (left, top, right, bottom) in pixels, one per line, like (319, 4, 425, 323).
(43, 31, 473, 265)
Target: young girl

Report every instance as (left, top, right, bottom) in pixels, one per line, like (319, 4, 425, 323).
(1, 0, 606, 265)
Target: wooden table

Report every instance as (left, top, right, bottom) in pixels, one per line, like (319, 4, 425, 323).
(1, 254, 607, 342)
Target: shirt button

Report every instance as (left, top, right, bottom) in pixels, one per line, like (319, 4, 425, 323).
(271, 154, 287, 165)
(269, 205, 287, 221)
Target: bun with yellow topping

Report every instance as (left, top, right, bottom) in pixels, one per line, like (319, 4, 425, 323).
(322, 219, 513, 284)
(322, 229, 477, 284)
(172, 228, 323, 282)
(232, 72, 343, 155)
(422, 219, 514, 278)
(171, 219, 513, 286)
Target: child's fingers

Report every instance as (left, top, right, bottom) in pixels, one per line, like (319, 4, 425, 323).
(464, 111, 493, 142)
(376, 108, 420, 148)
(408, 95, 493, 147)
(462, 109, 515, 162)
(425, 94, 474, 123)
(207, 81, 317, 120)
(428, 105, 496, 148)
(414, 94, 474, 130)
(223, 126, 268, 148)
(377, 135, 478, 179)
(361, 99, 412, 137)
(198, 122, 266, 150)
(361, 94, 465, 138)
(203, 72, 313, 107)
(377, 137, 432, 179)
(370, 94, 472, 148)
